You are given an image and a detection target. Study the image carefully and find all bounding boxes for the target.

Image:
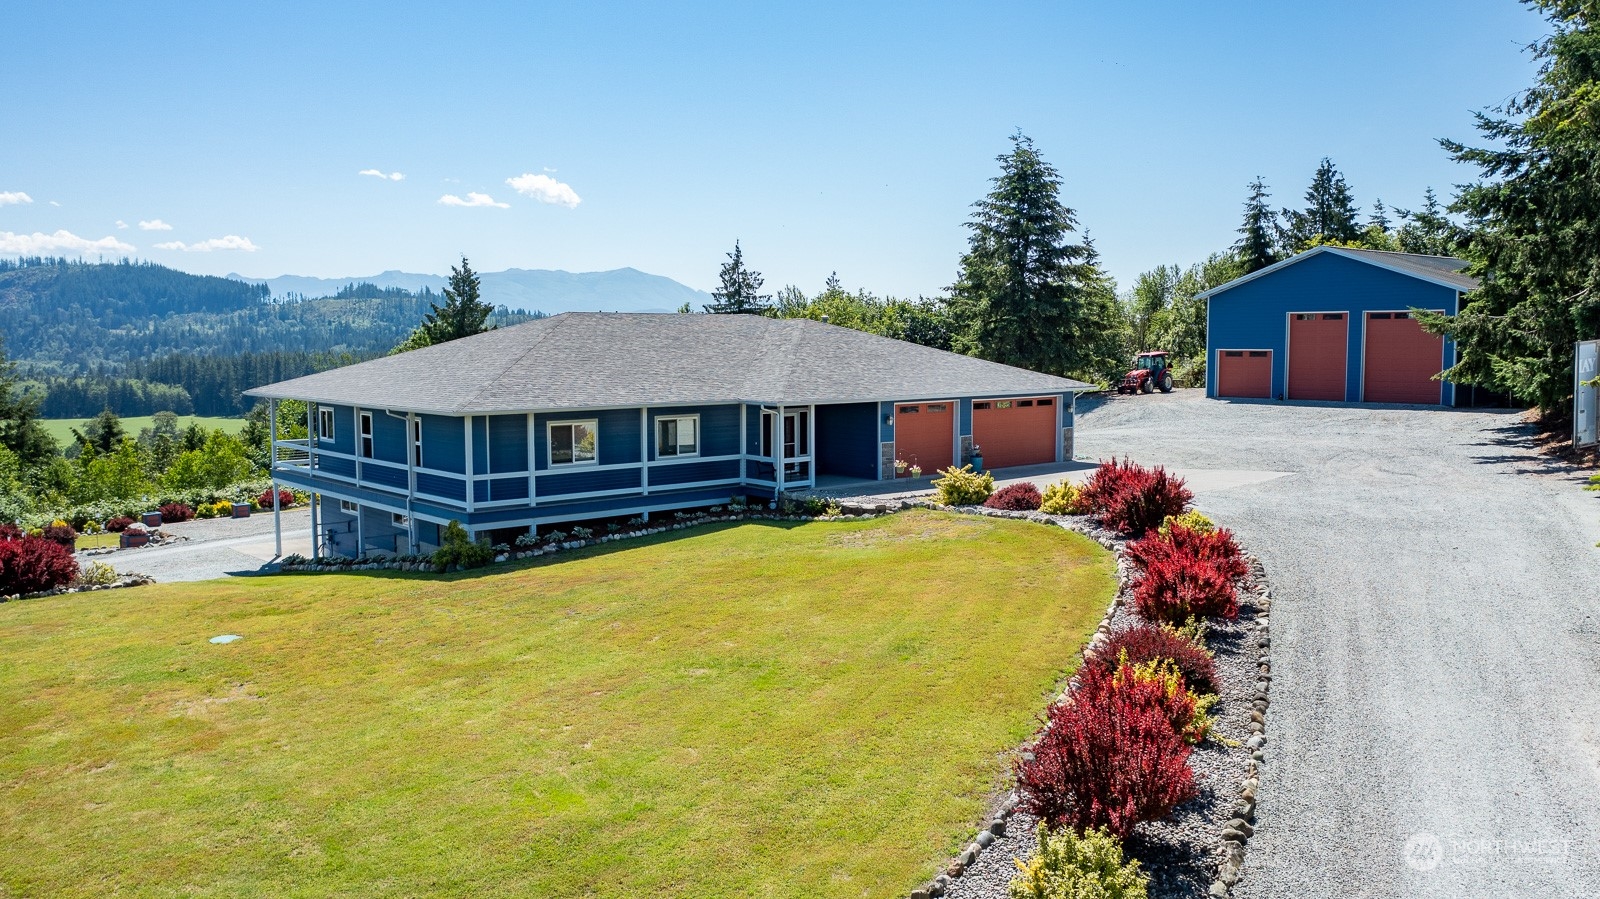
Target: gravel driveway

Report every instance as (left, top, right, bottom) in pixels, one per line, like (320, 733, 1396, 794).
(1076, 389, 1600, 898)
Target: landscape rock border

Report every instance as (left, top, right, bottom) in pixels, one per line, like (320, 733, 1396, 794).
(1, 573, 157, 603)
(900, 504, 1274, 899)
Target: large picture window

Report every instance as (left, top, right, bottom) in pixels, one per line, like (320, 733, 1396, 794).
(317, 407, 335, 442)
(549, 420, 598, 466)
(656, 415, 699, 458)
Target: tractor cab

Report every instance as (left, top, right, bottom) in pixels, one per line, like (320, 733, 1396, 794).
(1118, 351, 1175, 395)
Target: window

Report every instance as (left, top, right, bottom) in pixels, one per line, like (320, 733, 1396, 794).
(900, 406, 921, 414)
(926, 403, 948, 413)
(339, 500, 358, 514)
(359, 412, 373, 458)
(317, 407, 335, 442)
(657, 415, 699, 458)
(997, 400, 1013, 409)
(549, 420, 598, 466)
(783, 409, 809, 458)
(1018, 400, 1034, 407)
(411, 418, 423, 468)
(1038, 398, 1054, 407)
(1224, 351, 1244, 357)
(393, 513, 408, 527)
(1248, 351, 1269, 358)
(1323, 313, 1345, 320)
(974, 402, 992, 410)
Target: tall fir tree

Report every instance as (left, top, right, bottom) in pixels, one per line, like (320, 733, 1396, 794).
(1394, 188, 1464, 257)
(1234, 177, 1281, 274)
(0, 335, 55, 466)
(949, 133, 1118, 378)
(1282, 158, 1362, 250)
(703, 241, 772, 314)
(1424, 0, 1600, 413)
(392, 256, 495, 352)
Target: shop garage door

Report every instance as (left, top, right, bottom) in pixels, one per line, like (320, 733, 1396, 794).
(893, 402, 953, 472)
(1217, 350, 1272, 399)
(973, 397, 1058, 470)
(1288, 313, 1348, 401)
(1364, 312, 1444, 404)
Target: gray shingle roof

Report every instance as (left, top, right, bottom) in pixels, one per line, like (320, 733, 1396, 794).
(1196, 246, 1480, 299)
(245, 313, 1095, 414)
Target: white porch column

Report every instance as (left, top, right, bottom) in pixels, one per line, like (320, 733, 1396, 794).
(310, 492, 320, 561)
(640, 407, 650, 495)
(464, 415, 476, 514)
(775, 405, 785, 496)
(270, 398, 281, 558)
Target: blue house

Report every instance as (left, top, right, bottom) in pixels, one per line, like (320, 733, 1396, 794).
(246, 313, 1093, 558)
(1199, 247, 1480, 405)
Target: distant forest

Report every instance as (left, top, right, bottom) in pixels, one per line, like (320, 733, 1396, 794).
(0, 258, 541, 419)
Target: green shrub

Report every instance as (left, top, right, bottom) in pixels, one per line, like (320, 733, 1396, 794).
(931, 464, 994, 505)
(1158, 510, 1215, 537)
(1008, 823, 1149, 899)
(431, 520, 494, 571)
(1040, 480, 1086, 515)
(77, 560, 119, 586)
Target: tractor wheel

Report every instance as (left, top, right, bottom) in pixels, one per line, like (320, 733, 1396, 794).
(1159, 373, 1174, 393)
(1140, 377, 1154, 394)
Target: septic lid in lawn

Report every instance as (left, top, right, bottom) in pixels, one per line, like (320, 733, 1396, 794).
(209, 634, 242, 644)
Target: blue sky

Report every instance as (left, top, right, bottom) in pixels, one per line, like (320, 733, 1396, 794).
(1, 1, 1545, 298)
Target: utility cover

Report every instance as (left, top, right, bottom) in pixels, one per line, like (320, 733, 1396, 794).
(209, 634, 242, 644)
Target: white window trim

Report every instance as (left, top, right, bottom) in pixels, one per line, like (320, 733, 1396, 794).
(393, 512, 408, 526)
(339, 499, 359, 514)
(412, 418, 424, 468)
(318, 407, 335, 443)
(547, 419, 600, 467)
(655, 414, 701, 459)
(359, 411, 374, 459)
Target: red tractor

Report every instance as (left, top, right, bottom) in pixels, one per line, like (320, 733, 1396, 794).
(1117, 351, 1175, 395)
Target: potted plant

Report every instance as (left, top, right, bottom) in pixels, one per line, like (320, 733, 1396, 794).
(894, 458, 908, 477)
(969, 444, 984, 473)
(908, 463, 923, 479)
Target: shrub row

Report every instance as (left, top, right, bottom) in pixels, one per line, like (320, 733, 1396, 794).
(11, 480, 304, 532)
(0, 530, 79, 596)
(1079, 458, 1193, 536)
(1125, 522, 1247, 624)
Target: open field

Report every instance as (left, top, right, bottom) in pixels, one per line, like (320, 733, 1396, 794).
(39, 415, 245, 447)
(0, 510, 1114, 898)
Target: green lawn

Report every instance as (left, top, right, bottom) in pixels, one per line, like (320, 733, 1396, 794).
(74, 532, 121, 551)
(0, 510, 1115, 898)
(39, 415, 245, 447)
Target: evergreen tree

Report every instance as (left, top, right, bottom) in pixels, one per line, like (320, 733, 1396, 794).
(703, 241, 772, 314)
(1234, 177, 1281, 274)
(71, 408, 125, 457)
(1369, 198, 1392, 232)
(0, 336, 56, 466)
(1283, 158, 1362, 250)
(1395, 188, 1464, 257)
(393, 256, 496, 352)
(949, 133, 1117, 378)
(1425, 1, 1600, 413)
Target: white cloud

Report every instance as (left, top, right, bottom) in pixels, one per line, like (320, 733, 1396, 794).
(0, 191, 33, 206)
(438, 192, 509, 208)
(359, 168, 405, 182)
(115, 220, 128, 229)
(138, 219, 173, 231)
(506, 173, 581, 208)
(153, 235, 259, 252)
(0, 230, 135, 254)
(48, 200, 61, 207)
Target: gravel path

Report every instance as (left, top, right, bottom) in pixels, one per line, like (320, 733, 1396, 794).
(1074, 390, 1600, 898)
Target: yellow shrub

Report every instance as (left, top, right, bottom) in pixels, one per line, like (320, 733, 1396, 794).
(931, 464, 994, 505)
(1158, 510, 1215, 537)
(1040, 480, 1085, 515)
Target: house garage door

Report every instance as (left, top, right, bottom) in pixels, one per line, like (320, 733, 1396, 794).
(893, 402, 953, 472)
(1364, 312, 1444, 404)
(1288, 313, 1348, 401)
(1216, 350, 1272, 399)
(973, 397, 1058, 470)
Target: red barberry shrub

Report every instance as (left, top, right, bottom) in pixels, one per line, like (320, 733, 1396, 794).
(257, 488, 295, 509)
(983, 482, 1043, 511)
(1015, 663, 1197, 838)
(1093, 622, 1218, 695)
(41, 523, 78, 549)
(104, 516, 136, 533)
(1079, 458, 1192, 536)
(0, 523, 21, 541)
(1125, 523, 1245, 623)
(0, 536, 79, 595)
(159, 502, 194, 523)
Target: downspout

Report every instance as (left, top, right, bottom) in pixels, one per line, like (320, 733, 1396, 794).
(386, 410, 417, 553)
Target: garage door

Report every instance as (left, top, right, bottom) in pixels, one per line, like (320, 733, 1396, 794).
(1364, 312, 1444, 404)
(1288, 313, 1348, 401)
(973, 397, 1058, 470)
(893, 402, 953, 472)
(1217, 350, 1272, 398)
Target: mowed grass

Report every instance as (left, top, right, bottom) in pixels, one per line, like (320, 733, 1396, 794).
(0, 510, 1115, 899)
(39, 415, 245, 447)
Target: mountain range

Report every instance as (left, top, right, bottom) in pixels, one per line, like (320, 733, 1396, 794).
(230, 267, 711, 314)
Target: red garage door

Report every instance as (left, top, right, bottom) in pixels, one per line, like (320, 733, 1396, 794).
(1364, 312, 1444, 404)
(973, 397, 1058, 470)
(1288, 313, 1348, 401)
(894, 402, 953, 472)
(1217, 350, 1272, 398)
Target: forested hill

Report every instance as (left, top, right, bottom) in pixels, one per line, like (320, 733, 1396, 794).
(0, 257, 537, 373)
